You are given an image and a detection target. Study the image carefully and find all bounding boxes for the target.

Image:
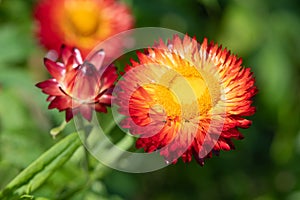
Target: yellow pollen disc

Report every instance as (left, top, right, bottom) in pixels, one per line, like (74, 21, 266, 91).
(65, 1, 100, 37)
(169, 75, 211, 119)
(143, 84, 181, 119)
(144, 56, 216, 121)
(143, 69, 212, 121)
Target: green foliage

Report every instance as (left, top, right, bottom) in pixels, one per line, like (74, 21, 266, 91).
(0, 133, 81, 199)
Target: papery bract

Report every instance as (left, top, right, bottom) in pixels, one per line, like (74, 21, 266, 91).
(115, 35, 257, 165)
(36, 45, 117, 122)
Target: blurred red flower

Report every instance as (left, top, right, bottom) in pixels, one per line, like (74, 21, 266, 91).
(115, 35, 257, 165)
(34, 0, 134, 58)
(36, 45, 117, 122)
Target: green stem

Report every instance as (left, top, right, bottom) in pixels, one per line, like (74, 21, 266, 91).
(50, 120, 67, 138)
(90, 133, 134, 180)
(0, 132, 81, 199)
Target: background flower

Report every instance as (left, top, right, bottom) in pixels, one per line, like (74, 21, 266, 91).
(34, 0, 134, 58)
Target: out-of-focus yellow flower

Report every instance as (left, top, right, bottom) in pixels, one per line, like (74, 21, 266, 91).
(34, 0, 134, 58)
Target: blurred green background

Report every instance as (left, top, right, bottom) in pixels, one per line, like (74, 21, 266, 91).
(1, 0, 300, 199)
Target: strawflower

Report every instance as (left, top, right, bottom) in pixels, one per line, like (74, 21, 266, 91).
(34, 0, 134, 58)
(36, 45, 117, 122)
(115, 35, 257, 165)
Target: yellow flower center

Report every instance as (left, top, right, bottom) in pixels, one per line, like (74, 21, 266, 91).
(144, 58, 218, 121)
(144, 84, 181, 119)
(65, 1, 100, 37)
(60, 0, 112, 48)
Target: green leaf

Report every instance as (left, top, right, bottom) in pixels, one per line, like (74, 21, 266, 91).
(0, 132, 82, 199)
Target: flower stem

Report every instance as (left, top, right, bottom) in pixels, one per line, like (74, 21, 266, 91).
(50, 120, 67, 138)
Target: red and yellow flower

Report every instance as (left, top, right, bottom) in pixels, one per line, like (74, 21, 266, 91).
(115, 35, 257, 165)
(34, 0, 134, 58)
(36, 45, 118, 122)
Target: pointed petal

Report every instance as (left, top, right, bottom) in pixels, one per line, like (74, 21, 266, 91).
(73, 48, 83, 64)
(65, 108, 74, 122)
(65, 55, 78, 71)
(36, 79, 63, 96)
(80, 105, 93, 121)
(45, 50, 58, 61)
(97, 93, 112, 105)
(60, 45, 72, 64)
(88, 49, 105, 71)
(48, 96, 71, 111)
(44, 58, 65, 81)
(99, 65, 118, 92)
(46, 96, 55, 102)
(95, 103, 107, 113)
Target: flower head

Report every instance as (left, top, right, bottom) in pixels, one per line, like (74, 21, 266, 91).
(36, 45, 118, 122)
(115, 35, 257, 165)
(34, 0, 134, 58)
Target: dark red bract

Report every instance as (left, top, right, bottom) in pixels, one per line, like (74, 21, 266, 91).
(36, 45, 118, 122)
